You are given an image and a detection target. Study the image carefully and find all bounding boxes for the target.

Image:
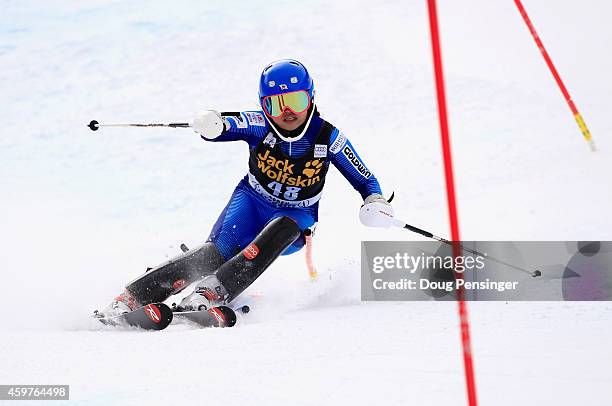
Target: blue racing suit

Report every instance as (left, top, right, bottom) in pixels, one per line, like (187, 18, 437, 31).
(203, 110, 382, 260)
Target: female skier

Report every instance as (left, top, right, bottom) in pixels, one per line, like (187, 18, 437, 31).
(99, 59, 395, 317)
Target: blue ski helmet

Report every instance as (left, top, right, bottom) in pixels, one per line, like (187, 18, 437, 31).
(259, 59, 315, 109)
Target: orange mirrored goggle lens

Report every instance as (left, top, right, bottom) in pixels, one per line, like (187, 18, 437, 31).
(263, 91, 311, 117)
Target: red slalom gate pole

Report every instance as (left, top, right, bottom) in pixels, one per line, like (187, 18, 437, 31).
(426, 1, 478, 405)
(514, 0, 596, 151)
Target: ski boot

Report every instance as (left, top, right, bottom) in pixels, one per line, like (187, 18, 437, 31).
(94, 290, 140, 319)
(175, 275, 228, 312)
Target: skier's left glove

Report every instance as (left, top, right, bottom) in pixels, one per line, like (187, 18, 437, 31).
(359, 194, 397, 228)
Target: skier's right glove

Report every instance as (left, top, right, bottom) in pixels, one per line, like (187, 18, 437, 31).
(192, 110, 227, 139)
(359, 193, 398, 228)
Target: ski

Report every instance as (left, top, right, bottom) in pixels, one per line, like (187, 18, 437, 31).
(94, 303, 173, 330)
(172, 305, 237, 328)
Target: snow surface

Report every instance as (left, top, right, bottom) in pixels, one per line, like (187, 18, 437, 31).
(1, 0, 611, 405)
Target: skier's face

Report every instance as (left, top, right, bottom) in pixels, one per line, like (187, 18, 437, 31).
(270, 106, 308, 131)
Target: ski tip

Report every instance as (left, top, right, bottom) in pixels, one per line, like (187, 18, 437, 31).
(94, 303, 173, 330)
(143, 303, 174, 328)
(212, 306, 237, 328)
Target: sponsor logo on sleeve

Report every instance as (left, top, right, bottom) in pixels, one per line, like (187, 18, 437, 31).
(245, 112, 265, 126)
(230, 114, 248, 129)
(329, 132, 347, 154)
(314, 144, 327, 158)
(343, 146, 372, 179)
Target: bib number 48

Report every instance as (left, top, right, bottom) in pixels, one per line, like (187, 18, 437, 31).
(267, 181, 301, 200)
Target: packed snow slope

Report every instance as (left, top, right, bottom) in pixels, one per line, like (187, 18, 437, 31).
(1, 1, 611, 405)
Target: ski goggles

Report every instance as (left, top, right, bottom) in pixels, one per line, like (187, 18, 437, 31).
(262, 90, 311, 118)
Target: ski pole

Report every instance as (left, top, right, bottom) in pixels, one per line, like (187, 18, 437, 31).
(392, 219, 541, 277)
(87, 120, 190, 132)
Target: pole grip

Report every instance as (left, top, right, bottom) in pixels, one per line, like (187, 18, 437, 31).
(403, 224, 434, 238)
